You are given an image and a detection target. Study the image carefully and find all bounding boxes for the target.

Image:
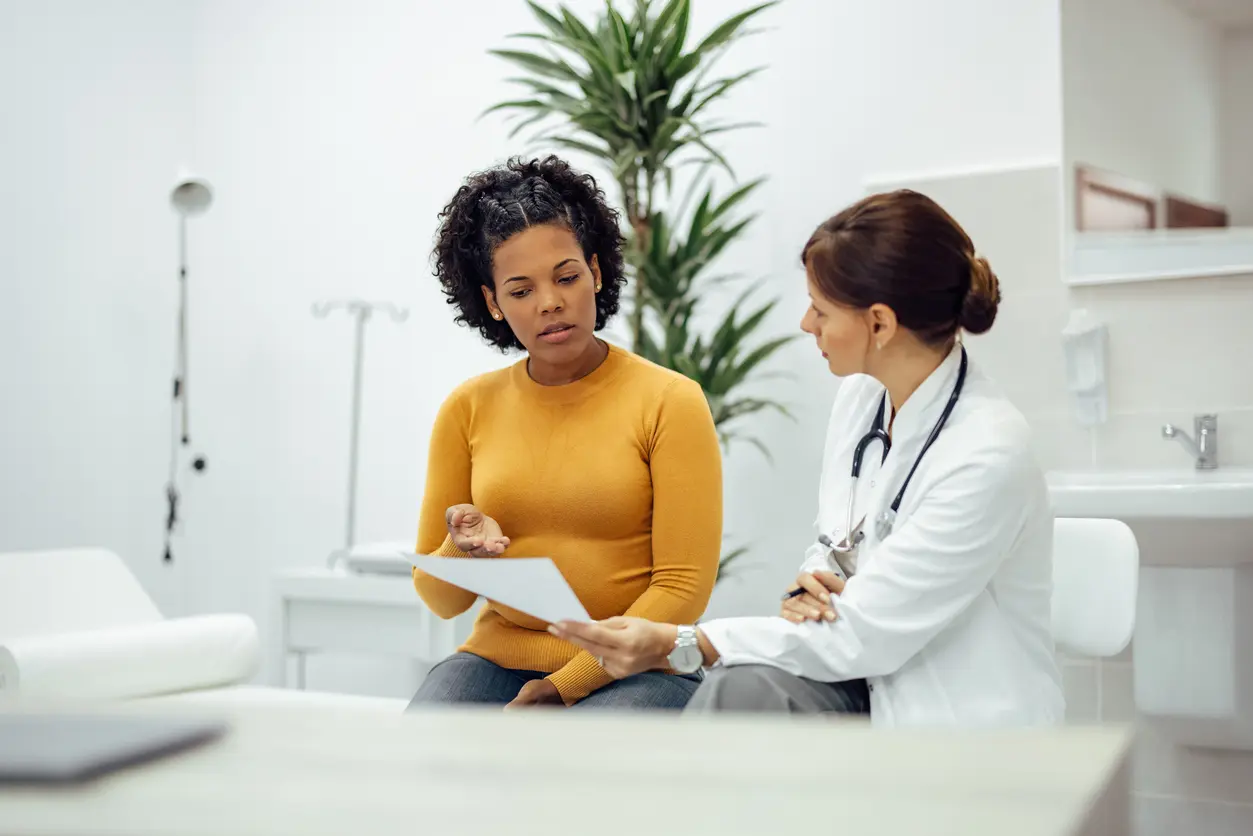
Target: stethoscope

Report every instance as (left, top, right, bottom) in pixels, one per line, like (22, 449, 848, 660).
(831, 345, 969, 555)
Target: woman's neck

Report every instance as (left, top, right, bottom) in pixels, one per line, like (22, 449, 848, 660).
(527, 338, 609, 386)
(877, 340, 951, 432)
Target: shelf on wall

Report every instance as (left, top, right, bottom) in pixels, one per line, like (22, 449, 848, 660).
(1068, 227, 1253, 286)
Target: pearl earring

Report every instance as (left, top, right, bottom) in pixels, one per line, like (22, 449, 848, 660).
(595, 282, 602, 292)
(492, 312, 502, 321)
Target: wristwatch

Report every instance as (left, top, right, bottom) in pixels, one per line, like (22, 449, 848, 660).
(666, 624, 703, 674)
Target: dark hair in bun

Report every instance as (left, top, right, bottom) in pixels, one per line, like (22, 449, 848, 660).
(801, 189, 1001, 345)
(961, 255, 1001, 335)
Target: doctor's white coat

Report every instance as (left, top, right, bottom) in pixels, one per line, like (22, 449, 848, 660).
(701, 346, 1065, 727)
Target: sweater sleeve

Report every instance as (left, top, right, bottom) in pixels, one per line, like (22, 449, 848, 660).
(411, 388, 480, 619)
(547, 377, 723, 703)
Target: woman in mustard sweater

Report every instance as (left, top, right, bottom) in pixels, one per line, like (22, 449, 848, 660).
(407, 156, 723, 711)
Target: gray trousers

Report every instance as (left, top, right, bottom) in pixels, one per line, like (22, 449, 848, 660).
(684, 665, 871, 715)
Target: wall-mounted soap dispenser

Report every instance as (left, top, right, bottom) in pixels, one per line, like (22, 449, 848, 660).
(1061, 309, 1109, 427)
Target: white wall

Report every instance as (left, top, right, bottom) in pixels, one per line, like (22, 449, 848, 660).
(8, 1, 1253, 830)
(696, 0, 1065, 617)
(853, 0, 1064, 181)
(1220, 28, 1253, 224)
(1062, 0, 1224, 207)
(179, 0, 636, 694)
(175, 0, 855, 693)
(0, 0, 1067, 690)
(181, 0, 541, 627)
(0, 0, 843, 690)
(0, 0, 195, 614)
(178, 0, 880, 634)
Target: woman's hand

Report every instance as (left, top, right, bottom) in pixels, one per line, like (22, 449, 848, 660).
(445, 504, 510, 558)
(503, 679, 564, 710)
(549, 617, 676, 680)
(781, 570, 845, 624)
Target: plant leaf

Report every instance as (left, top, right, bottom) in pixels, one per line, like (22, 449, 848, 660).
(690, 2, 778, 59)
(488, 49, 583, 83)
(525, 1, 568, 40)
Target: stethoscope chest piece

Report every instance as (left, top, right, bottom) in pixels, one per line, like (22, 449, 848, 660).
(874, 508, 897, 542)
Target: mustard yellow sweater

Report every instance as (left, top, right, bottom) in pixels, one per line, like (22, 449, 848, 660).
(413, 343, 723, 704)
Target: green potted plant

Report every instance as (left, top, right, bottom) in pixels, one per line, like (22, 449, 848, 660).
(487, 0, 792, 578)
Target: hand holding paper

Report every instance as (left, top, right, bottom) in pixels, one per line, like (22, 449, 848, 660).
(407, 555, 590, 625)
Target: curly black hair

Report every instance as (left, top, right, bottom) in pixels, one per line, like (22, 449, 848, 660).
(432, 155, 627, 351)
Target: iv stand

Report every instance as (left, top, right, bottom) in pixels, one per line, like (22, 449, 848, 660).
(164, 215, 192, 562)
(312, 299, 409, 550)
(164, 175, 213, 564)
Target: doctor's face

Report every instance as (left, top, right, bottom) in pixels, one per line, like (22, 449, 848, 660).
(800, 271, 872, 377)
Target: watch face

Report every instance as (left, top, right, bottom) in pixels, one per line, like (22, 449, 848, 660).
(668, 642, 703, 674)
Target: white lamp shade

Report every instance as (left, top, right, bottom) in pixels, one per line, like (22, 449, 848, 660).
(170, 178, 213, 217)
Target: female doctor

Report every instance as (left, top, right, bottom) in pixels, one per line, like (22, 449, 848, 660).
(551, 189, 1066, 727)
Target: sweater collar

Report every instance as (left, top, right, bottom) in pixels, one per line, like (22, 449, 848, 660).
(510, 340, 626, 404)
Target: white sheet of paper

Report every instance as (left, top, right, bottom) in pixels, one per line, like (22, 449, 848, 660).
(406, 555, 591, 625)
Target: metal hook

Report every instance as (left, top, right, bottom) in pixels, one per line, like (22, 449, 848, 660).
(311, 299, 410, 322)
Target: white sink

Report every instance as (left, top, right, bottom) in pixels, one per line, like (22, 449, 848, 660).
(1047, 468, 1253, 520)
(1049, 468, 1253, 752)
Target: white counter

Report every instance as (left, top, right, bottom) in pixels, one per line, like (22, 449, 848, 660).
(272, 567, 477, 688)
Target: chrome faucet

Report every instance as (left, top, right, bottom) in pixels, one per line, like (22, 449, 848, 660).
(1161, 414, 1219, 469)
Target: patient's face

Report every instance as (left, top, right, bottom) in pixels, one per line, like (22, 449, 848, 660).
(482, 224, 601, 364)
(800, 272, 871, 378)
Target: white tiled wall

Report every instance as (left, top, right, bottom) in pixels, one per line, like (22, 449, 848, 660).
(867, 163, 1253, 835)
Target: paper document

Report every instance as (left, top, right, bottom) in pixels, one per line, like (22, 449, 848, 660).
(407, 555, 591, 625)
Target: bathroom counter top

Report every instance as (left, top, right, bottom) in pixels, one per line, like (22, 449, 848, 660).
(0, 701, 1131, 836)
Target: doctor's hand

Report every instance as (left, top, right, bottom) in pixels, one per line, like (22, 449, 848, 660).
(548, 617, 676, 680)
(445, 504, 510, 558)
(780, 571, 845, 624)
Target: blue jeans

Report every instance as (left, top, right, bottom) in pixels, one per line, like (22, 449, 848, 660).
(407, 652, 702, 710)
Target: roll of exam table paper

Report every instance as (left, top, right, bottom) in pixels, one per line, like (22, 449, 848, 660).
(0, 614, 260, 701)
